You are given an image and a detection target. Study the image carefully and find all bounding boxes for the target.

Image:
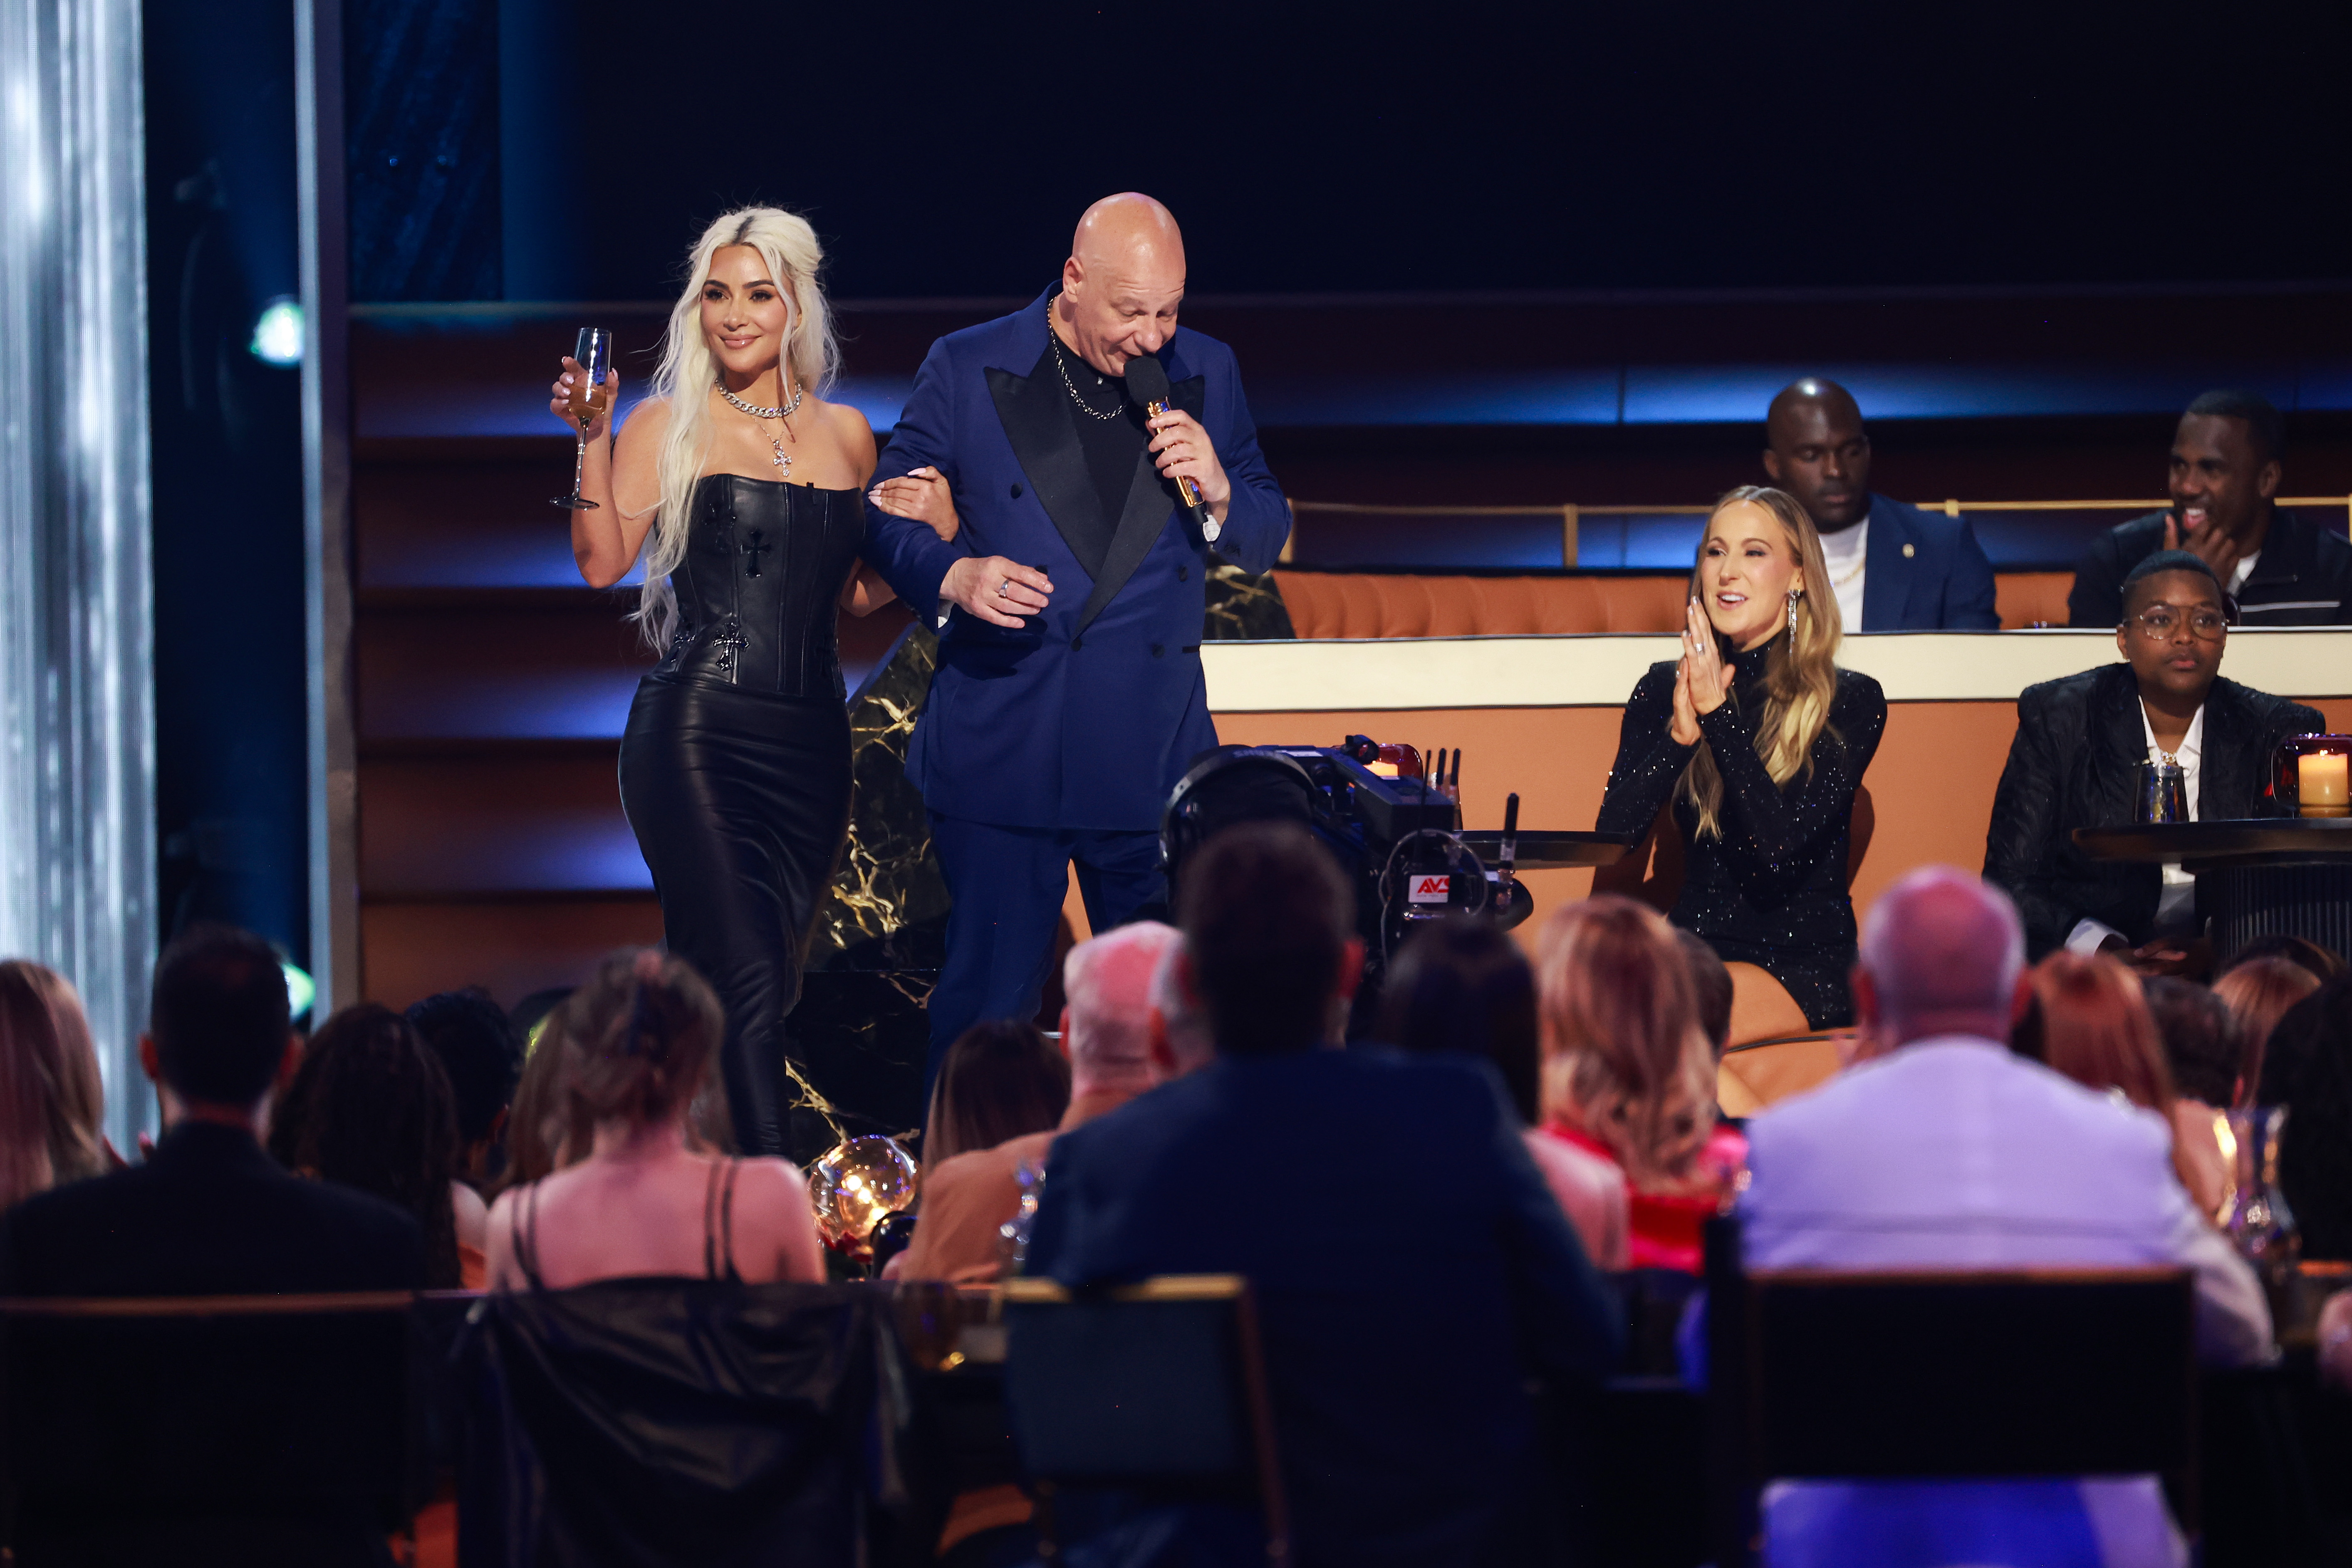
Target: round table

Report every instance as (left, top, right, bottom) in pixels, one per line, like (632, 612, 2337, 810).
(2072, 819, 2352, 962)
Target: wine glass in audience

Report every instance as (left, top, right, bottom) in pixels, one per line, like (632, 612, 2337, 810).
(552, 326, 613, 510)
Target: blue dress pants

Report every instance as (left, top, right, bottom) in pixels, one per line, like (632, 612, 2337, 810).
(925, 812, 1165, 1101)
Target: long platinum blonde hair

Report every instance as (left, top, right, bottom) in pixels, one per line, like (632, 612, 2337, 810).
(632, 207, 840, 651)
(1678, 485, 1844, 839)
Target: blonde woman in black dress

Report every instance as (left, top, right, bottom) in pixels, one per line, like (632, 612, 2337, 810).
(1597, 485, 1887, 1028)
(551, 208, 949, 1155)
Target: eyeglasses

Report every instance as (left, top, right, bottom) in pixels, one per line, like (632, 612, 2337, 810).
(2130, 606, 2230, 642)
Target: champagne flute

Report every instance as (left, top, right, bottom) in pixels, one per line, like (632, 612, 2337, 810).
(552, 326, 613, 510)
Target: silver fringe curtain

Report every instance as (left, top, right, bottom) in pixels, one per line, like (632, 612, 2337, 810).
(0, 0, 156, 1151)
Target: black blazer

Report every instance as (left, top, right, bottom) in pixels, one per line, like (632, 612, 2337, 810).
(1983, 663, 2325, 957)
(0, 1122, 423, 1297)
(2068, 507, 2352, 627)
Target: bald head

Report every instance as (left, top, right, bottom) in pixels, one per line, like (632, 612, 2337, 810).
(1063, 921, 1181, 1097)
(1056, 194, 1186, 376)
(1852, 867, 2027, 1057)
(1763, 378, 1873, 532)
(1073, 193, 1184, 272)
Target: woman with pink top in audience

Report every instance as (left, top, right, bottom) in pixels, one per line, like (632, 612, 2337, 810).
(1381, 916, 1629, 1269)
(486, 950, 824, 1290)
(1535, 896, 1744, 1273)
(0, 960, 112, 1210)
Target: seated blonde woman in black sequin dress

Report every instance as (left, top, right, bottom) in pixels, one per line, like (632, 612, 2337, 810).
(1596, 486, 1887, 1029)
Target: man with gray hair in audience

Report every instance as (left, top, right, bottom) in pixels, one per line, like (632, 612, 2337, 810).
(1737, 865, 2270, 1567)
(898, 921, 1185, 1284)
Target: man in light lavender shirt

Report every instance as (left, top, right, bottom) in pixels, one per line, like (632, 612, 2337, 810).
(1739, 866, 2271, 1568)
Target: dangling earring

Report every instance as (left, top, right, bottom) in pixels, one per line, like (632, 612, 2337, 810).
(1786, 586, 1802, 634)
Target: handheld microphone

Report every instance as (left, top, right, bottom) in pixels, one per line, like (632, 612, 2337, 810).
(1124, 354, 1220, 543)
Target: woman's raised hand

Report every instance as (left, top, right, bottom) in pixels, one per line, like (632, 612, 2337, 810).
(1677, 598, 1733, 736)
(868, 466, 960, 542)
(1670, 652, 1701, 745)
(550, 356, 619, 442)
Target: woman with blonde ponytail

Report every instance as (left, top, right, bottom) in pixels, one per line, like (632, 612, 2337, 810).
(1596, 486, 1887, 1028)
(546, 208, 957, 1157)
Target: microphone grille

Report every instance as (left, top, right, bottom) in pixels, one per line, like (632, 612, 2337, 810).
(1123, 353, 1171, 406)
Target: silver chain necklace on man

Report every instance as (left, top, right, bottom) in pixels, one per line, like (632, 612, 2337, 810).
(1046, 304, 1121, 421)
(719, 380, 806, 475)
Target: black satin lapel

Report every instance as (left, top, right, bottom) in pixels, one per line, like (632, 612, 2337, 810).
(1073, 375, 1204, 633)
(2088, 668, 2148, 819)
(987, 366, 1109, 575)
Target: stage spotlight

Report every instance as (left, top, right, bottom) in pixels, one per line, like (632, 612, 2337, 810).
(248, 297, 303, 366)
(282, 959, 316, 1021)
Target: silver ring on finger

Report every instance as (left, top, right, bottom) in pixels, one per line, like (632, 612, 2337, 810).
(999, 579, 1013, 599)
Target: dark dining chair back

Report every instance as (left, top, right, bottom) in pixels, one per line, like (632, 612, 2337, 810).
(1002, 1274, 1288, 1564)
(1703, 1218, 2199, 1568)
(0, 1291, 419, 1568)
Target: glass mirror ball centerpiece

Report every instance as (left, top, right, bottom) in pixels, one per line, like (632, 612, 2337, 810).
(807, 1136, 919, 1261)
(2274, 734, 2352, 818)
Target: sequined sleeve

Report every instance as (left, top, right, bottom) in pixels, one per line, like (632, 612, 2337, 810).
(1597, 663, 1698, 838)
(1695, 669, 1887, 893)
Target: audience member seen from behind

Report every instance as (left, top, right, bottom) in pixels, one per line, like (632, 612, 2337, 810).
(1596, 485, 1888, 1029)
(494, 1019, 590, 1197)
(2143, 977, 2241, 1219)
(2254, 973, 2352, 1263)
(903, 924, 1177, 1287)
(2070, 389, 2352, 628)
(2212, 954, 2321, 1096)
(1029, 824, 1621, 1568)
(1537, 896, 1738, 1273)
(487, 950, 823, 1289)
(2221, 933, 2345, 984)
(0, 960, 111, 1210)
(1736, 868, 2270, 1568)
(1986, 550, 2324, 969)
(1382, 915, 1628, 1270)
(270, 1004, 470, 1289)
(1760, 377, 1998, 631)
(923, 1019, 1070, 1167)
(0, 925, 423, 1297)
(406, 987, 524, 1196)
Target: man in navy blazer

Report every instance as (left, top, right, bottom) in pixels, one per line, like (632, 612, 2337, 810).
(1763, 378, 2000, 631)
(1028, 824, 1622, 1567)
(862, 195, 1289, 1081)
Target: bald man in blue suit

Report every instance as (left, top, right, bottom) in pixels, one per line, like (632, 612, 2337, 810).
(861, 195, 1290, 1086)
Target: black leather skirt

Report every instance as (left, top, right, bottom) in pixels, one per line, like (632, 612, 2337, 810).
(619, 672, 852, 1156)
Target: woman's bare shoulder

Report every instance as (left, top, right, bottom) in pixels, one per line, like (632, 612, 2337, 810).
(615, 393, 674, 447)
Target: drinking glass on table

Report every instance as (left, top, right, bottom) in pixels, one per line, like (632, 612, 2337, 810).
(552, 326, 613, 510)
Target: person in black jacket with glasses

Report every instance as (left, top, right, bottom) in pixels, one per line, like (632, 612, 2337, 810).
(1986, 550, 2325, 969)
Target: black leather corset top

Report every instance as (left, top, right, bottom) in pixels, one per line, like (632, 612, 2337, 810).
(659, 473, 866, 699)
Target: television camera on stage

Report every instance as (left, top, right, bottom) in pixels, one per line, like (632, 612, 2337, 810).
(1161, 738, 1629, 1034)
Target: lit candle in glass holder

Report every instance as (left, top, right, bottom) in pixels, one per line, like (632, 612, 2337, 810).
(2300, 751, 2350, 817)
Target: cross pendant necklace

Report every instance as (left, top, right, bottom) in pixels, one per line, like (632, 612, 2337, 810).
(764, 430, 792, 478)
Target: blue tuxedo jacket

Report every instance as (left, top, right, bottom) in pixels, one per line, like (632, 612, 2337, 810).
(1027, 1048, 1622, 1567)
(862, 292, 1290, 831)
(1859, 493, 2000, 631)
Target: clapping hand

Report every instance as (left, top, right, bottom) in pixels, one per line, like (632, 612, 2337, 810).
(1670, 598, 1733, 745)
(869, 466, 961, 543)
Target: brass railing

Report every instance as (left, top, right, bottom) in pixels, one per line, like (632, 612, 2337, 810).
(1282, 496, 2352, 569)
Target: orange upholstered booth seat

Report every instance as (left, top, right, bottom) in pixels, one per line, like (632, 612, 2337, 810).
(1269, 571, 2078, 638)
